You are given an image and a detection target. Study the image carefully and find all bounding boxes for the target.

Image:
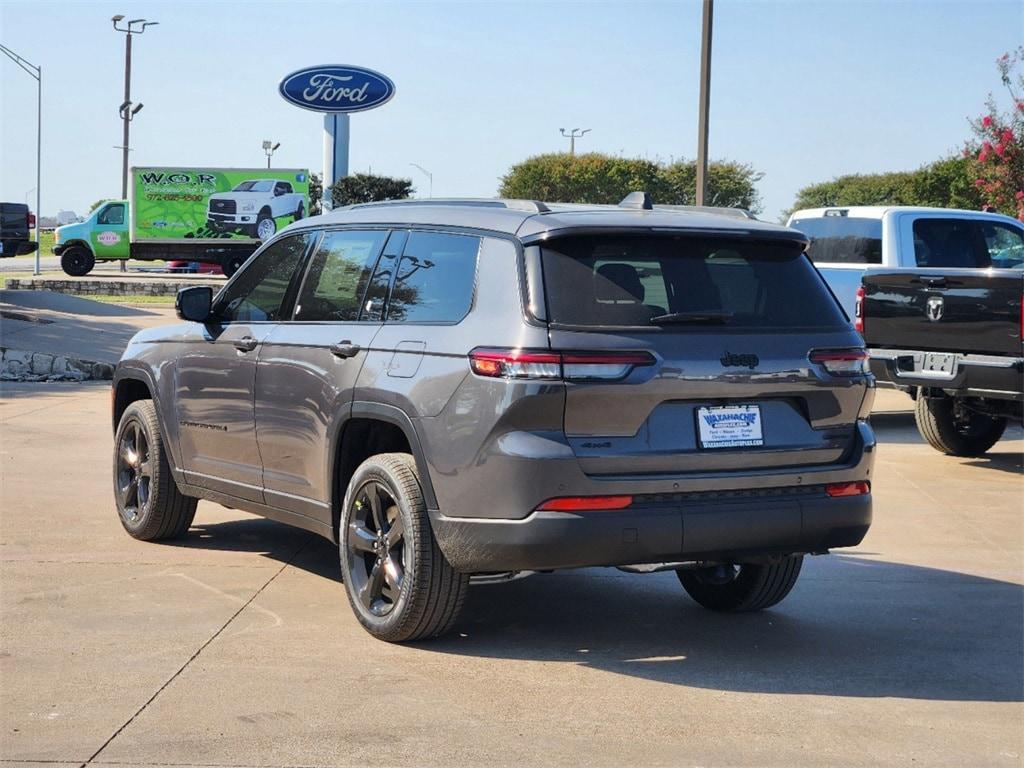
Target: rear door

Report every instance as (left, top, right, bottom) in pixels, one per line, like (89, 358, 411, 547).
(539, 233, 869, 476)
(254, 228, 391, 520)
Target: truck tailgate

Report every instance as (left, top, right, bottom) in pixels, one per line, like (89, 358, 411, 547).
(862, 269, 1022, 356)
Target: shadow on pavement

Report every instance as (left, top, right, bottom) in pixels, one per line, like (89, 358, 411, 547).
(0, 290, 158, 317)
(166, 518, 1023, 704)
(0, 380, 110, 400)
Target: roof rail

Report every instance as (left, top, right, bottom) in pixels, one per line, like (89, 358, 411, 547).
(656, 204, 756, 220)
(349, 198, 550, 213)
(619, 191, 654, 210)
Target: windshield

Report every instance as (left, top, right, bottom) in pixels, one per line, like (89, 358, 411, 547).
(232, 181, 274, 193)
(540, 235, 848, 330)
(790, 217, 883, 265)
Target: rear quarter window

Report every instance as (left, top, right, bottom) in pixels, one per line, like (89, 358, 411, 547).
(540, 234, 847, 330)
(790, 217, 882, 264)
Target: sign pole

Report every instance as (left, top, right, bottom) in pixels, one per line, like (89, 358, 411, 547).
(695, 0, 713, 207)
(322, 113, 350, 209)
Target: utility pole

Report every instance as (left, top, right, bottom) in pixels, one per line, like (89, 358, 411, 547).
(695, 0, 713, 206)
(410, 163, 433, 198)
(559, 128, 591, 157)
(263, 140, 281, 168)
(112, 15, 157, 269)
(1, 44, 42, 275)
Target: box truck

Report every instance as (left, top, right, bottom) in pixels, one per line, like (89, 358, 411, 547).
(53, 167, 310, 276)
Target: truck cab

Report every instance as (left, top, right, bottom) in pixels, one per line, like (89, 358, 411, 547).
(786, 206, 1023, 321)
(54, 200, 130, 274)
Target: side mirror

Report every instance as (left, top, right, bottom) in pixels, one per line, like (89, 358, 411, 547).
(176, 286, 213, 322)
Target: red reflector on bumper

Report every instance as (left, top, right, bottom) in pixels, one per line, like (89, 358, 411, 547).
(537, 495, 634, 512)
(825, 481, 870, 498)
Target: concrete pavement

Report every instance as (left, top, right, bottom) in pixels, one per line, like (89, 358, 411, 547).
(0, 382, 1021, 766)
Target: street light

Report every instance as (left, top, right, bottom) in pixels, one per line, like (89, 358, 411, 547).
(263, 140, 281, 168)
(0, 44, 42, 275)
(409, 162, 433, 198)
(559, 128, 591, 157)
(112, 15, 157, 271)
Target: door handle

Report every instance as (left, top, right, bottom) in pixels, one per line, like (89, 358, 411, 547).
(330, 340, 361, 359)
(233, 336, 258, 353)
(911, 276, 947, 287)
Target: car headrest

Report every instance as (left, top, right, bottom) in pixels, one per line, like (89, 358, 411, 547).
(595, 263, 645, 303)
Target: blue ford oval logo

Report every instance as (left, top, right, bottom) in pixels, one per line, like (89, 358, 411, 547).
(278, 65, 396, 113)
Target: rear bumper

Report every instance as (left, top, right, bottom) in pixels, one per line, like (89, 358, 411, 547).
(1, 239, 38, 257)
(430, 489, 871, 573)
(869, 349, 1023, 401)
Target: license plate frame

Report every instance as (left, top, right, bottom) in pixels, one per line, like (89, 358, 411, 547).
(696, 404, 764, 450)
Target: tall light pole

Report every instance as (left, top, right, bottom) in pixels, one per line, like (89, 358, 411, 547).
(263, 140, 281, 168)
(1, 44, 42, 275)
(695, 0, 713, 206)
(410, 162, 433, 198)
(112, 15, 156, 271)
(560, 128, 591, 157)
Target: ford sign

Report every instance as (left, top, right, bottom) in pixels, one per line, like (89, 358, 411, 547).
(278, 65, 396, 113)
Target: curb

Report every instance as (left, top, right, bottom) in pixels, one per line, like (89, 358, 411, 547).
(0, 346, 114, 382)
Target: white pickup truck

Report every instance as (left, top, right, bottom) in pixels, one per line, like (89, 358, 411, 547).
(786, 206, 1024, 321)
(207, 179, 306, 241)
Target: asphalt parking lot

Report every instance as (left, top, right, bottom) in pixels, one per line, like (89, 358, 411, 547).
(0, 384, 1021, 767)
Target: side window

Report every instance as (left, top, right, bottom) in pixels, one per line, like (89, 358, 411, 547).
(98, 204, 125, 225)
(981, 222, 1024, 268)
(294, 230, 388, 321)
(912, 218, 991, 268)
(218, 233, 312, 322)
(274, 182, 290, 196)
(387, 232, 479, 323)
(361, 231, 407, 322)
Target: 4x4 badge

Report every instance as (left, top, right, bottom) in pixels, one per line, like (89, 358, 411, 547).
(926, 296, 944, 322)
(720, 352, 759, 369)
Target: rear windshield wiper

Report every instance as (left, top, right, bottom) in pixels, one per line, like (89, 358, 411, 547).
(650, 311, 733, 325)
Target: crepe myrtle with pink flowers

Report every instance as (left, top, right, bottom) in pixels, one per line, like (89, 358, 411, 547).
(968, 48, 1024, 221)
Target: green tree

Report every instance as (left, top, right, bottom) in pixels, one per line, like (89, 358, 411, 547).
(308, 172, 323, 215)
(498, 153, 763, 213)
(786, 157, 982, 219)
(89, 199, 111, 212)
(331, 173, 414, 207)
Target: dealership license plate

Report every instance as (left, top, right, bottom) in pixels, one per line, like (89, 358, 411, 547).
(697, 405, 764, 449)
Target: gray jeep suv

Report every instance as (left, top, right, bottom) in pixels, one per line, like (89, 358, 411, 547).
(111, 195, 875, 642)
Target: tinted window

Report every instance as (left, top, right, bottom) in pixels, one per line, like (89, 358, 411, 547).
(218, 233, 311, 322)
(294, 230, 387, 321)
(912, 218, 996, 268)
(98, 204, 125, 225)
(541, 235, 847, 329)
(790, 217, 882, 264)
(386, 232, 479, 323)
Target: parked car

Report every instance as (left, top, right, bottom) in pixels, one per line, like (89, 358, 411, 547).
(0, 202, 39, 258)
(165, 260, 225, 275)
(860, 214, 1023, 455)
(786, 206, 1024, 320)
(111, 195, 876, 642)
(207, 179, 306, 241)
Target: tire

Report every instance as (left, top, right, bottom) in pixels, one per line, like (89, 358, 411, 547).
(339, 453, 468, 642)
(222, 255, 246, 278)
(255, 210, 276, 241)
(294, 203, 304, 221)
(914, 395, 1006, 457)
(60, 246, 95, 276)
(677, 556, 803, 612)
(113, 400, 197, 541)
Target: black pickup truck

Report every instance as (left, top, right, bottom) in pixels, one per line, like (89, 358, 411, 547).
(0, 202, 39, 258)
(861, 219, 1023, 455)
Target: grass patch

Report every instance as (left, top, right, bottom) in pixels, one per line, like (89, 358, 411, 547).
(81, 294, 176, 306)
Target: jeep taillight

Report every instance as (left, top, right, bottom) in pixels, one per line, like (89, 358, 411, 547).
(809, 348, 869, 376)
(854, 286, 865, 334)
(469, 348, 654, 381)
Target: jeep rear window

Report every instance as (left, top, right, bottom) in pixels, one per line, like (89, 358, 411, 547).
(540, 235, 847, 330)
(789, 217, 882, 264)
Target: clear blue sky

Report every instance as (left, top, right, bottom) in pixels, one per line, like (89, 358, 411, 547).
(2, 0, 1022, 221)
